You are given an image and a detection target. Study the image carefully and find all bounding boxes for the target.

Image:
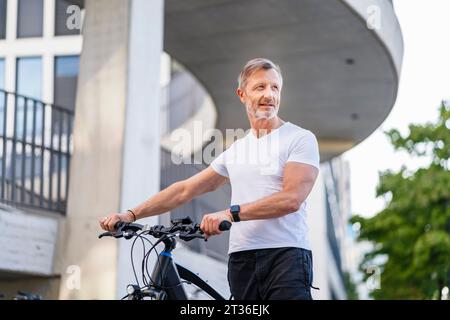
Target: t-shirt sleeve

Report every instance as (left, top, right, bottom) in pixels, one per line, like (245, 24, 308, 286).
(210, 150, 229, 178)
(287, 131, 320, 169)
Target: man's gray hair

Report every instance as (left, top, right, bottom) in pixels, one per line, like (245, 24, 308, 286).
(238, 58, 283, 90)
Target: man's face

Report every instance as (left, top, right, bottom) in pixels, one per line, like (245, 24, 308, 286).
(237, 68, 282, 121)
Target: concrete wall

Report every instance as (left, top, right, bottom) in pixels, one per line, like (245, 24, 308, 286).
(58, 0, 131, 299)
(58, 0, 164, 299)
(0, 206, 59, 275)
(0, 205, 62, 299)
(116, 0, 164, 299)
(0, 275, 60, 300)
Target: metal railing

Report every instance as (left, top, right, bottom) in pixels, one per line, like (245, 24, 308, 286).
(0, 89, 74, 214)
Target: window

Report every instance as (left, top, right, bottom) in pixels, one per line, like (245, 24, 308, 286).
(17, 57, 42, 99)
(0, 58, 5, 133)
(0, 58, 4, 89)
(55, 0, 81, 36)
(54, 56, 79, 110)
(16, 57, 43, 137)
(17, 0, 43, 38)
(0, 0, 6, 39)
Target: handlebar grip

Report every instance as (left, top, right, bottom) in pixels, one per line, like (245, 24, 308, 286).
(114, 221, 125, 230)
(219, 220, 232, 231)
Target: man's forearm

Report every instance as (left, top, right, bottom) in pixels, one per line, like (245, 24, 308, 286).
(130, 181, 189, 220)
(238, 191, 304, 221)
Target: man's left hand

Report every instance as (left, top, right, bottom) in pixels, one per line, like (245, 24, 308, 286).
(200, 210, 232, 238)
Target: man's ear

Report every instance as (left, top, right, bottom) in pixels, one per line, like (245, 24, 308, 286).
(237, 88, 245, 104)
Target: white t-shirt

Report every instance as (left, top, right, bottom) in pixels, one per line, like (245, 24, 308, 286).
(210, 122, 320, 254)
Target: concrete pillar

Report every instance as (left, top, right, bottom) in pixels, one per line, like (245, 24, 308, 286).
(117, 0, 164, 299)
(59, 0, 164, 299)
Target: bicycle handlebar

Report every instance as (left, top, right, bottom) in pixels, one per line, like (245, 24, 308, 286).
(218, 220, 232, 231)
(98, 216, 231, 241)
(98, 216, 232, 300)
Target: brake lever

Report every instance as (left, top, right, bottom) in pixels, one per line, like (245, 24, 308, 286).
(179, 233, 207, 242)
(99, 222, 145, 240)
(98, 232, 112, 239)
(98, 230, 124, 239)
(194, 223, 208, 241)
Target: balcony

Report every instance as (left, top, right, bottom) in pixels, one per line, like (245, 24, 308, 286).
(0, 89, 73, 215)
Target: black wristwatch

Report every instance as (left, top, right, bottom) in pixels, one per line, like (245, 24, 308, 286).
(230, 205, 241, 222)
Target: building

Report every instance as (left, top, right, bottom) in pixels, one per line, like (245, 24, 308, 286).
(0, 0, 403, 300)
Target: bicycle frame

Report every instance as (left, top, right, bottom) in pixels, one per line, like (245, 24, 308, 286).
(100, 219, 229, 300)
(144, 235, 226, 300)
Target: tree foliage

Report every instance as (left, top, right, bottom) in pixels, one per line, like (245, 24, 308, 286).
(351, 102, 450, 299)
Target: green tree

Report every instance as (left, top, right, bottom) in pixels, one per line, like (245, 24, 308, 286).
(351, 101, 450, 299)
(343, 271, 359, 300)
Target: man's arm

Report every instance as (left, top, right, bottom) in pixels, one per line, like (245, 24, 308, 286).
(238, 162, 318, 220)
(201, 162, 318, 236)
(100, 166, 228, 231)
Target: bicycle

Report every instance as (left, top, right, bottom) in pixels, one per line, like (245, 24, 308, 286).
(98, 216, 232, 300)
(14, 291, 43, 300)
(0, 291, 43, 300)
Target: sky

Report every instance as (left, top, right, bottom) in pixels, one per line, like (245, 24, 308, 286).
(343, 0, 450, 218)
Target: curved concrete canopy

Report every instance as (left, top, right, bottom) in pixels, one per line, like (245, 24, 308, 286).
(163, 0, 403, 161)
(71, 0, 403, 161)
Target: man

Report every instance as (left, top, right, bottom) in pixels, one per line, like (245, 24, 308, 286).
(100, 58, 320, 300)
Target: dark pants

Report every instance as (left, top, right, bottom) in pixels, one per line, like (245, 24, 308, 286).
(227, 247, 314, 300)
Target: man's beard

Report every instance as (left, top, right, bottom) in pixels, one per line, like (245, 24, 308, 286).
(246, 102, 279, 120)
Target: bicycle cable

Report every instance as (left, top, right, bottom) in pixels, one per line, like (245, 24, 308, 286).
(142, 233, 192, 290)
(121, 224, 203, 295)
(130, 231, 161, 288)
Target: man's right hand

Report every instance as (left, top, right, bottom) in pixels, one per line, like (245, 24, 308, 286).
(99, 211, 135, 232)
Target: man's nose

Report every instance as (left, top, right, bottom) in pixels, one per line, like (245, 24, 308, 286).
(263, 87, 275, 100)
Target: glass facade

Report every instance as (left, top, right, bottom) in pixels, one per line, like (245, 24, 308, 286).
(17, 0, 44, 38)
(53, 55, 79, 137)
(54, 55, 79, 110)
(17, 57, 42, 99)
(0, 0, 6, 39)
(1, 1, 77, 212)
(0, 58, 5, 133)
(0, 58, 4, 89)
(55, 0, 81, 36)
(16, 57, 43, 137)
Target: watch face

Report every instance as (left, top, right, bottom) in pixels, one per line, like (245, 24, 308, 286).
(231, 205, 240, 213)
(230, 205, 241, 222)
